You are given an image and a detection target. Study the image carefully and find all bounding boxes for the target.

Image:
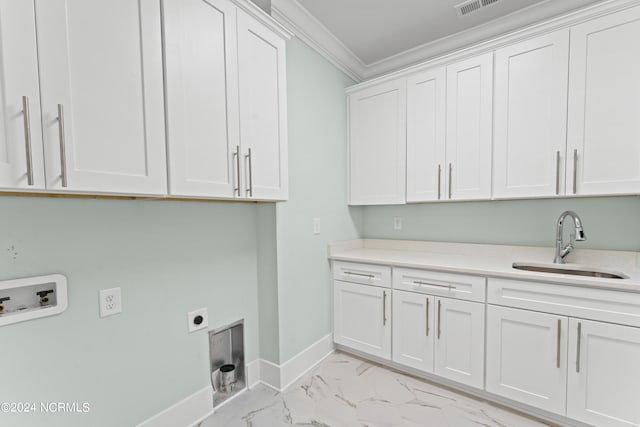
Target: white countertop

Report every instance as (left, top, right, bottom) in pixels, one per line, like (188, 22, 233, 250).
(329, 239, 640, 293)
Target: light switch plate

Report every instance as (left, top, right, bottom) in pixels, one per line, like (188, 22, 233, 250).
(99, 287, 122, 318)
(313, 218, 321, 235)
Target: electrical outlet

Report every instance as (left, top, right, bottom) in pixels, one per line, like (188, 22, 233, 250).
(99, 287, 122, 318)
(188, 308, 208, 333)
(313, 218, 321, 235)
(393, 217, 403, 230)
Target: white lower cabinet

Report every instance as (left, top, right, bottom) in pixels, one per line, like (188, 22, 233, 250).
(486, 305, 568, 415)
(334, 262, 640, 426)
(392, 290, 435, 372)
(333, 280, 391, 359)
(567, 319, 640, 427)
(392, 290, 484, 389)
(434, 297, 485, 389)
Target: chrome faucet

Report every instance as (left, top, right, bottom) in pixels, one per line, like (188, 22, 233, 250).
(554, 211, 586, 264)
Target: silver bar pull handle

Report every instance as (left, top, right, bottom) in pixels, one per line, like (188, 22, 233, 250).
(437, 164, 442, 200)
(573, 149, 578, 195)
(57, 104, 68, 188)
(22, 96, 34, 186)
(245, 148, 253, 197)
(555, 151, 560, 195)
(233, 145, 241, 196)
(437, 300, 442, 339)
(413, 280, 456, 290)
(344, 271, 375, 279)
(382, 291, 387, 326)
(556, 319, 561, 368)
(576, 322, 582, 373)
(425, 298, 430, 337)
(448, 163, 452, 199)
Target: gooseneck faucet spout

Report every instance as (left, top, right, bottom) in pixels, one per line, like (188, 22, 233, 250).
(554, 211, 586, 264)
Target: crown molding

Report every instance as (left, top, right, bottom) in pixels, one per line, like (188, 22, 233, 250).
(362, 0, 615, 78)
(271, 0, 365, 82)
(272, 0, 640, 82)
(230, 0, 293, 40)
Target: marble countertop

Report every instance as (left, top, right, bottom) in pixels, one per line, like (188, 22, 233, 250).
(329, 239, 640, 293)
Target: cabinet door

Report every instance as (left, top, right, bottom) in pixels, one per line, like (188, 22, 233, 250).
(568, 319, 640, 426)
(493, 30, 569, 198)
(348, 79, 406, 205)
(333, 281, 391, 359)
(392, 290, 435, 372)
(406, 67, 446, 202)
(486, 306, 568, 415)
(35, 0, 167, 195)
(434, 297, 484, 388)
(0, 0, 45, 190)
(237, 11, 288, 200)
(163, 0, 240, 198)
(445, 53, 493, 200)
(567, 6, 640, 196)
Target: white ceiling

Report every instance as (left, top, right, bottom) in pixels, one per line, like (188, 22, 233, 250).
(298, 0, 559, 64)
(272, 0, 603, 80)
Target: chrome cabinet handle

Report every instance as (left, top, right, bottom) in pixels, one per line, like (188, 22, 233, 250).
(382, 291, 387, 326)
(344, 271, 374, 279)
(448, 163, 452, 199)
(233, 145, 241, 196)
(437, 164, 442, 200)
(22, 96, 34, 186)
(425, 298, 430, 337)
(576, 322, 582, 373)
(57, 104, 68, 188)
(573, 149, 578, 195)
(245, 148, 253, 197)
(437, 300, 442, 339)
(556, 319, 561, 368)
(555, 151, 560, 195)
(233, 145, 240, 197)
(413, 280, 456, 290)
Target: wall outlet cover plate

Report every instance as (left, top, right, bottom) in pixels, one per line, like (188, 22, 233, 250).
(188, 307, 208, 333)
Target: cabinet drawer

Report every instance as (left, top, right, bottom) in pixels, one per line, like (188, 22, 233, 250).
(332, 261, 391, 287)
(488, 278, 640, 328)
(393, 268, 486, 302)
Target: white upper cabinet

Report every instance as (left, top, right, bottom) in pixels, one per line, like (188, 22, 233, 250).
(35, 0, 167, 195)
(406, 67, 446, 202)
(446, 53, 493, 200)
(0, 1, 44, 190)
(163, 0, 240, 198)
(237, 11, 288, 200)
(348, 79, 406, 205)
(567, 6, 640, 196)
(493, 30, 570, 199)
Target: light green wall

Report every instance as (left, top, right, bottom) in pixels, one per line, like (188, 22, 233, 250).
(363, 196, 640, 251)
(0, 198, 261, 427)
(274, 38, 363, 363)
(256, 203, 279, 363)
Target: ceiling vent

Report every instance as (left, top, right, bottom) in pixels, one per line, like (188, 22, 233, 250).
(456, 0, 500, 17)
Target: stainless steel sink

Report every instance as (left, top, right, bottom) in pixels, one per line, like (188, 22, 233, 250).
(512, 262, 628, 279)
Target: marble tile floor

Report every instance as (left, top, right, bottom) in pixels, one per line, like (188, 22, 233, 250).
(199, 351, 554, 427)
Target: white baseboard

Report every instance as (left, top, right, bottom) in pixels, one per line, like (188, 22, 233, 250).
(137, 335, 335, 427)
(257, 358, 282, 390)
(137, 385, 214, 427)
(279, 333, 334, 390)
